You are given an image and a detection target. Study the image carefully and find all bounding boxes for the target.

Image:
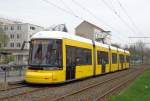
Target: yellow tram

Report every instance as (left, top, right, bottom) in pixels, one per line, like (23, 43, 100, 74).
(25, 31, 130, 84)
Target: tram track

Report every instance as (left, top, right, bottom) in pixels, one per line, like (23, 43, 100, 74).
(0, 82, 27, 92)
(42, 67, 148, 101)
(0, 66, 148, 101)
(0, 69, 132, 101)
(95, 69, 146, 101)
(0, 84, 49, 101)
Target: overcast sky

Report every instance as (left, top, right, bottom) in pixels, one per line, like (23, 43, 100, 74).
(0, 0, 150, 46)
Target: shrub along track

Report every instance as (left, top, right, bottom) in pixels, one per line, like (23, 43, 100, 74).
(0, 65, 149, 101)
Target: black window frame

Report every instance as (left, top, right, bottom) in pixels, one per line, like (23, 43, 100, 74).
(97, 51, 109, 65)
(10, 34, 14, 39)
(126, 56, 130, 62)
(17, 26, 21, 30)
(10, 43, 14, 47)
(112, 53, 117, 64)
(4, 26, 8, 30)
(16, 43, 21, 47)
(17, 34, 20, 39)
(76, 47, 92, 65)
(66, 46, 92, 66)
(30, 26, 36, 30)
(10, 26, 14, 30)
(119, 54, 124, 63)
(28, 39, 63, 68)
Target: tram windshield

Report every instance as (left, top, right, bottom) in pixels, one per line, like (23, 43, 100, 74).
(29, 39, 62, 68)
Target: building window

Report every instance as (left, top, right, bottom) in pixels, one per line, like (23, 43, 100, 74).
(11, 26, 14, 30)
(17, 26, 21, 30)
(30, 26, 35, 30)
(0, 43, 7, 48)
(16, 43, 21, 47)
(10, 43, 14, 47)
(4, 26, 8, 30)
(10, 34, 14, 39)
(4, 43, 7, 47)
(112, 53, 117, 64)
(17, 34, 20, 39)
(97, 51, 109, 65)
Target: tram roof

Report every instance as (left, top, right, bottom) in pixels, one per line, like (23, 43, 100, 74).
(110, 45, 118, 51)
(31, 31, 93, 44)
(32, 31, 129, 54)
(118, 48, 125, 52)
(125, 50, 130, 54)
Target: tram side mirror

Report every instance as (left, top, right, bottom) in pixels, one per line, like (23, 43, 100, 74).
(21, 41, 31, 50)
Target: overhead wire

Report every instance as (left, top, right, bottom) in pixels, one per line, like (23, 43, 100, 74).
(72, 0, 127, 42)
(115, 0, 146, 36)
(100, 0, 137, 36)
(95, 0, 131, 42)
(114, 0, 148, 45)
(59, 0, 76, 16)
(42, 0, 127, 44)
(42, 0, 84, 20)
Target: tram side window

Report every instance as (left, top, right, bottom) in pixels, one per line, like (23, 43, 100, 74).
(119, 55, 124, 63)
(76, 48, 92, 65)
(97, 51, 109, 65)
(84, 49, 92, 65)
(112, 53, 117, 64)
(76, 48, 83, 65)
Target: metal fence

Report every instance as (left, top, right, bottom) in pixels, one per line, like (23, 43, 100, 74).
(0, 65, 27, 83)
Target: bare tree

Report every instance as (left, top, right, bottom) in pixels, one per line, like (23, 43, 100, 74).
(136, 40, 145, 64)
(123, 44, 129, 50)
(129, 40, 147, 64)
(144, 47, 150, 64)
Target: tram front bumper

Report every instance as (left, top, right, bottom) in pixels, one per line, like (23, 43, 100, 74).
(25, 70, 61, 84)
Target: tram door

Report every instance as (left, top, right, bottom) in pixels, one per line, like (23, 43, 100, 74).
(66, 46, 76, 80)
(125, 56, 127, 68)
(120, 55, 123, 69)
(100, 51, 108, 74)
(101, 58, 106, 73)
(121, 63, 123, 69)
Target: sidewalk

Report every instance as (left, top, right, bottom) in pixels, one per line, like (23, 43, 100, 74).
(0, 70, 24, 83)
(0, 76, 24, 83)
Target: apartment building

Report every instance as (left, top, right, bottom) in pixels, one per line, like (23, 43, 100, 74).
(75, 20, 111, 44)
(1, 21, 44, 65)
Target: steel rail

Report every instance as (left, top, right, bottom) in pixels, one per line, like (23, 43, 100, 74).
(95, 69, 145, 101)
(0, 85, 49, 100)
(44, 68, 141, 101)
(0, 83, 27, 92)
(0, 67, 147, 101)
